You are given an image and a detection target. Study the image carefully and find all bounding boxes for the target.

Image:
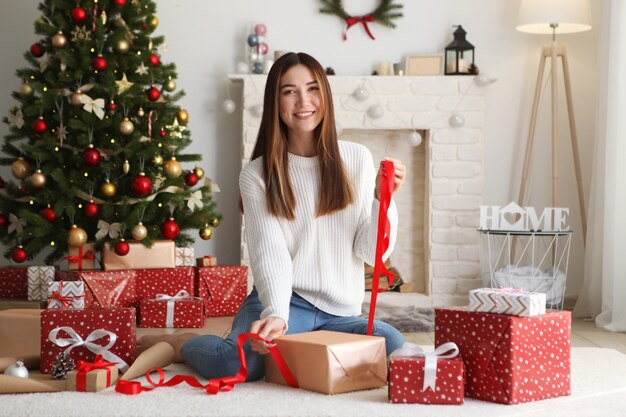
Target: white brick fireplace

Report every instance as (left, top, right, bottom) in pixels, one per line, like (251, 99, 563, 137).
(230, 75, 485, 307)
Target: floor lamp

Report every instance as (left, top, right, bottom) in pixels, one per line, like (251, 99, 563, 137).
(516, 0, 592, 243)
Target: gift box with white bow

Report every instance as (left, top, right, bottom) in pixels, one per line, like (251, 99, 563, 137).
(139, 290, 204, 328)
(40, 307, 136, 374)
(388, 342, 465, 404)
(135, 267, 195, 302)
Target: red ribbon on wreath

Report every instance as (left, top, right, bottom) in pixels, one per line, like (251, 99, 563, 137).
(344, 15, 376, 40)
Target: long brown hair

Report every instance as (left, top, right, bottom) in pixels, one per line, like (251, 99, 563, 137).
(242, 52, 354, 220)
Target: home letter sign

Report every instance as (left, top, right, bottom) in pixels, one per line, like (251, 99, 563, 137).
(479, 202, 570, 232)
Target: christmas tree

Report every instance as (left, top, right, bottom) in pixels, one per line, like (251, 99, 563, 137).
(0, 0, 220, 264)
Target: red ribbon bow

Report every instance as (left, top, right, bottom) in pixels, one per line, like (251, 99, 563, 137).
(115, 333, 298, 395)
(76, 354, 117, 392)
(47, 281, 84, 308)
(63, 247, 95, 270)
(344, 15, 376, 40)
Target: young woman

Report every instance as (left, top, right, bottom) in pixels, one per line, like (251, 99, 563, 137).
(137, 52, 407, 381)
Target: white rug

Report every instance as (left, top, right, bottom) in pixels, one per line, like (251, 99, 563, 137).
(2, 347, 626, 417)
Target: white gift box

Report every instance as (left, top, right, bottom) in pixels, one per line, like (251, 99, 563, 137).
(468, 287, 546, 317)
(175, 247, 195, 267)
(47, 281, 85, 309)
(27, 266, 55, 301)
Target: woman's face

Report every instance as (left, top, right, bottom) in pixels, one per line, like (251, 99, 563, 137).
(278, 64, 324, 138)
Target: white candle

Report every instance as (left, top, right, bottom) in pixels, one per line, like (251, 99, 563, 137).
(458, 59, 468, 73)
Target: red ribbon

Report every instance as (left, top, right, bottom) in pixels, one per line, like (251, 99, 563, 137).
(76, 354, 117, 392)
(115, 333, 298, 395)
(344, 15, 376, 40)
(47, 281, 85, 308)
(63, 247, 95, 270)
(367, 160, 395, 335)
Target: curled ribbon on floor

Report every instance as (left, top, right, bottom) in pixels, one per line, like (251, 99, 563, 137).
(390, 342, 460, 391)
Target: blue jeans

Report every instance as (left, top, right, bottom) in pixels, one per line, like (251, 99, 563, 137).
(181, 289, 405, 381)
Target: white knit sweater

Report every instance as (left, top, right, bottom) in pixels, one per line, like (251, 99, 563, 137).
(239, 141, 398, 324)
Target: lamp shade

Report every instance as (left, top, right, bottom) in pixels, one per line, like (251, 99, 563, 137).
(517, 0, 592, 34)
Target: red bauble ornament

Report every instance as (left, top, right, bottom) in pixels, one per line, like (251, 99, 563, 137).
(159, 129, 166, 138)
(146, 86, 160, 102)
(114, 239, 130, 256)
(32, 117, 47, 134)
(30, 43, 44, 58)
(0, 213, 8, 227)
(71, 6, 87, 22)
(107, 100, 116, 112)
(111, 0, 127, 6)
(84, 200, 99, 217)
(185, 172, 199, 187)
(148, 53, 160, 66)
(161, 217, 179, 239)
(132, 173, 152, 196)
(83, 146, 101, 167)
(41, 207, 56, 222)
(11, 246, 27, 263)
(92, 54, 107, 71)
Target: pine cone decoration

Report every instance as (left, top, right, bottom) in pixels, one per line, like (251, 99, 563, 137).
(325, 67, 336, 76)
(51, 352, 76, 380)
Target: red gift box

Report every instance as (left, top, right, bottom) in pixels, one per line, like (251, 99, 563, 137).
(40, 308, 136, 374)
(388, 343, 465, 404)
(135, 267, 195, 302)
(139, 290, 204, 328)
(435, 307, 571, 404)
(0, 267, 28, 298)
(196, 266, 247, 317)
(57, 270, 137, 309)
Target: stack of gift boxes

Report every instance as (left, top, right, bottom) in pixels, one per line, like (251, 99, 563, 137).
(0, 241, 248, 392)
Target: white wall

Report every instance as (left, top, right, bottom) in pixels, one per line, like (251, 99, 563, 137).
(0, 0, 600, 301)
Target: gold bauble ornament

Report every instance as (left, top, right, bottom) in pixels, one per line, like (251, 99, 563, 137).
(70, 91, 83, 107)
(19, 83, 34, 97)
(137, 107, 145, 117)
(101, 181, 117, 197)
(30, 169, 46, 189)
(199, 225, 213, 240)
(148, 15, 159, 29)
(131, 222, 148, 241)
(192, 166, 205, 179)
(209, 217, 220, 227)
(152, 154, 164, 166)
(67, 224, 88, 247)
(164, 79, 176, 92)
(176, 109, 189, 124)
(11, 157, 31, 180)
(115, 39, 130, 54)
(51, 31, 67, 48)
(163, 157, 182, 178)
(119, 117, 135, 135)
(123, 159, 130, 174)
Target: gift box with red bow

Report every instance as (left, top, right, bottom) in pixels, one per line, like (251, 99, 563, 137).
(40, 307, 136, 374)
(196, 266, 247, 317)
(65, 243, 97, 271)
(388, 342, 465, 404)
(47, 281, 85, 309)
(135, 267, 195, 302)
(0, 267, 28, 298)
(139, 290, 204, 328)
(56, 270, 137, 309)
(66, 355, 119, 392)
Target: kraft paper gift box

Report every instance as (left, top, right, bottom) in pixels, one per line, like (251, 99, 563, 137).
(0, 309, 41, 369)
(0, 299, 46, 310)
(468, 287, 546, 317)
(196, 256, 217, 267)
(27, 266, 56, 301)
(135, 267, 196, 302)
(66, 243, 97, 270)
(66, 356, 119, 392)
(40, 308, 136, 374)
(265, 330, 387, 394)
(46, 281, 85, 309)
(0, 267, 28, 298)
(196, 266, 247, 317)
(102, 240, 175, 271)
(58, 270, 137, 309)
(388, 343, 465, 404)
(175, 247, 195, 267)
(139, 290, 204, 328)
(435, 307, 571, 404)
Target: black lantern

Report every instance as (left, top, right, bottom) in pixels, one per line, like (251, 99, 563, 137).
(444, 25, 475, 75)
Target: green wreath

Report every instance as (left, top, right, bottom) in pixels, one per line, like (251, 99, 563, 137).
(319, 0, 403, 40)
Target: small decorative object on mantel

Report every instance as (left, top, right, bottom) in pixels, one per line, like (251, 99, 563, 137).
(444, 25, 475, 75)
(325, 67, 336, 75)
(246, 23, 269, 74)
(319, 0, 403, 41)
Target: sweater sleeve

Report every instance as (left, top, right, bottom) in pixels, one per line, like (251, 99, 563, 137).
(239, 164, 293, 325)
(353, 150, 399, 266)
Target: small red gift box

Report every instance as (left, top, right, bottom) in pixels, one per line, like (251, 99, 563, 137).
(388, 342, 465, 404)
(435, 307, 571, 404)
(57, 270, 137, 309)
(0, 267, 27, 298)
(196, 266, 247, 317)
(139, 290, 204, 328)
(40, 308, 136, 374)
(135, 267, 195, 302)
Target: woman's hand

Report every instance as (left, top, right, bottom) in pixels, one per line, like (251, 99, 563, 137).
(249, 316, 287, 355)
(375, 157, 406, 199)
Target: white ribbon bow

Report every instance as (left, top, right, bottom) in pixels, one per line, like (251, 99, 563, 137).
(8, 214, 26, 235)
(155, 290, 193, 327)
(390, 342, 459, 392)
(7, 108, 24, 128)
(48, 326, 129, 371)
(187, 190, 203, 212)
(95, 220, 122, 240)
(80, 94, 105, 120)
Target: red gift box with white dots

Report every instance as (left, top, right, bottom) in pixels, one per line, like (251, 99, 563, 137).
(388, 355, 465, 404)
(135, 267, 195, 302)
(0, 267, 27, 298)
(57, 270, 138, 309)
(139, 297, 204, 328)
(40, 308, 136, 374)
(435, 307, 571, 404)
(196, 266, 247, 317)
